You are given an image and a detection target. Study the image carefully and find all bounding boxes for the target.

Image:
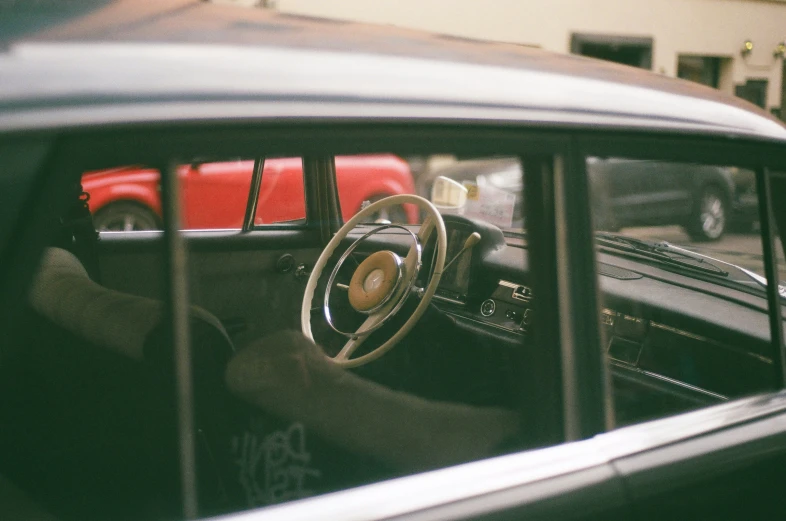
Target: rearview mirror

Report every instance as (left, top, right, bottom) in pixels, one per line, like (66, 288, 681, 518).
(430, 176, 468, 210)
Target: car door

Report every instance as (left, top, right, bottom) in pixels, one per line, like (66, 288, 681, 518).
(1, 121, 620, 519)
(4, 122, 786, 521)
(93, 156, 324, 348)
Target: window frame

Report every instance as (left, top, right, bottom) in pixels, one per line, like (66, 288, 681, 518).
(12, 122, 786, 517)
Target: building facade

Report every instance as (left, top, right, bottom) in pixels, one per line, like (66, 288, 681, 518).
(244, 0, 786, 118)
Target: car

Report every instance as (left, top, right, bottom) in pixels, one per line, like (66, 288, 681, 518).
(587, 158, 756, 241)
(83, 155, 418, 231)
(421, 157, 757, 240)
(2, 2, 786, 521)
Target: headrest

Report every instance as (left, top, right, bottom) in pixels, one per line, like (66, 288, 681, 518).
(226, 330, 519, 472)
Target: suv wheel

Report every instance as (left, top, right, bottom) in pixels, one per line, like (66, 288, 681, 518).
(685, 186, 726, 242)
(93, 202, 160, 231)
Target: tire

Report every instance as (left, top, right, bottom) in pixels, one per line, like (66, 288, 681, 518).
(362, 195, 409, 224)
(93, 202, 160, 231)
(685, 186, 727, 242)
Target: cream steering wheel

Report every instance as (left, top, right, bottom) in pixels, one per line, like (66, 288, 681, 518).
(301, 194, 447, 368)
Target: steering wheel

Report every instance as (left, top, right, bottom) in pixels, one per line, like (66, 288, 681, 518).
(301, 194, 447, 368)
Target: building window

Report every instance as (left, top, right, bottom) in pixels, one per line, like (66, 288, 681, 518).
(570, 33, 653, 69)
(677, 55, 722, 88)
(736, 79, 769, 109)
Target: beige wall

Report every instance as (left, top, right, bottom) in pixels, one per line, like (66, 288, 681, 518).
(268, 0, 786, 112)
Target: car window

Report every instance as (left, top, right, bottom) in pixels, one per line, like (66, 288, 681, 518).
(586, 156, 779, 427)
(81, 157, 306, 231)
(221, 151, 537, 510)
(339, 155, 524, 232)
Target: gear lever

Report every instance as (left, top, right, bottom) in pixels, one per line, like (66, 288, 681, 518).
(442, 232, 481, 273)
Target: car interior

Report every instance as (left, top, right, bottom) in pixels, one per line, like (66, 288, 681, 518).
(0, 126, 784, 521)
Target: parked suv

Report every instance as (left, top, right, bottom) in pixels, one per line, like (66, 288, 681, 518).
(421, 157, 756, 240)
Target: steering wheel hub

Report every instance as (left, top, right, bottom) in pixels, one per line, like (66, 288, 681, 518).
(349, 251, 403, 313)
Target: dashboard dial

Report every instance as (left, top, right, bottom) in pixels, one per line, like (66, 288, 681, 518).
(480, 299, 496, 317)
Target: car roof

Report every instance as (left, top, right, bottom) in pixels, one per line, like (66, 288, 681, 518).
(2, 0, 786, 141)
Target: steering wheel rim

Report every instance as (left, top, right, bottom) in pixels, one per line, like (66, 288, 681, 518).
(301, 194, 447, 368)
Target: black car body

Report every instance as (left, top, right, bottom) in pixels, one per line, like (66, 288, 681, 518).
(2, 2, 786, 521)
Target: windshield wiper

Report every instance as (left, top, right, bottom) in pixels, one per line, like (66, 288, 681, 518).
(666, 243, 786, 299)
(595, 232, 729, 277)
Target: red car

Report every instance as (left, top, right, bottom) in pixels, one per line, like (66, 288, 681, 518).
(82, 154, 417, 230)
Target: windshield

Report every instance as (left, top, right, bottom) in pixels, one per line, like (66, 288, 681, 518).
(337, 155, 526, 233)
(410, 156, 524, 233)
(587, 157, 786, 293)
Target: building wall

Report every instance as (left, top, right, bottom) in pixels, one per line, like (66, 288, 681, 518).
(270, 0, 786, 113)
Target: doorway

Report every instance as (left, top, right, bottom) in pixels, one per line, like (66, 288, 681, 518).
(735, 79, 768, 109)
(570, 33, 653, 69)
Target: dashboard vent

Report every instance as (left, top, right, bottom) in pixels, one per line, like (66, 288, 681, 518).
(598, 263, 642, 280)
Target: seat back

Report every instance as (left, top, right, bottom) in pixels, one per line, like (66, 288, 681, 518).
(0, 247, 239, 520)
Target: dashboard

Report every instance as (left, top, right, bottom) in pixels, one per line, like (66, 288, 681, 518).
(423, 215, 773, 407)
(429, 216, 533, 335)
(434, 223, 474, 302)
(347, 213, 773, 415)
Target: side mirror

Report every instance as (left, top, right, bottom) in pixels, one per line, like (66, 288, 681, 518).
(430, 176, 468, 210)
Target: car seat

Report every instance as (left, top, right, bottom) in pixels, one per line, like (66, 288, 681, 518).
(0, 247, 241, 520)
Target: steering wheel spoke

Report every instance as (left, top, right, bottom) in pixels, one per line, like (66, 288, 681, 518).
(334, 312, 384, 361)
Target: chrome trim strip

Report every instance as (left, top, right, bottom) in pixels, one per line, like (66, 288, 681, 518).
(433, 294, 465, 306)
(610, 360, 729, 402)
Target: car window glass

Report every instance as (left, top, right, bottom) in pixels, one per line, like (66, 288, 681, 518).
(10, 142, 550, 520)
(81, 157, 305, 231)
(338, 155, 524, 232)
(221, 151, 534, 511)
(586, 157, 777, 427)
